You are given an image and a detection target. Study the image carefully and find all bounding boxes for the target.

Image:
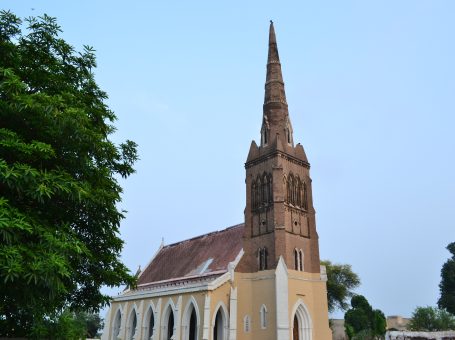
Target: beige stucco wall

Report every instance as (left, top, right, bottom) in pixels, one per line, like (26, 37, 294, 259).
(288, 269, 332, 340)
(235, 270, 276, 340)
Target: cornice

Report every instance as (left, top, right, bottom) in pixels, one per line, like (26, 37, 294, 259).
(245, 150, 310, 169)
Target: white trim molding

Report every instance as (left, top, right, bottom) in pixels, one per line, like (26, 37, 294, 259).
(275, 256, 289, 340)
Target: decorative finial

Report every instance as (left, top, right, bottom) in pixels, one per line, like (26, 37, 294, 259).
(270, 20, 273, 24)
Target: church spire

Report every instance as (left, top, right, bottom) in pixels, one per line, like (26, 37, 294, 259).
(262, 21, 293, 147)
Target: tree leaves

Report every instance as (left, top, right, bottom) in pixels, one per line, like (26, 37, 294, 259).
(0, 10, 137, 336)
(322, 260, 361, 312)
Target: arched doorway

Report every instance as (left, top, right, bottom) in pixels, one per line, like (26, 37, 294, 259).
(293, 314, 299, 340)
(291, 300, 313, 340)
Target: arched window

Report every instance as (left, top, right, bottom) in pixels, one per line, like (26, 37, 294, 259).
(259, 247, 268, 270)
(267, 175, 273, 203)
(189, 307, 197, 340)
(243, 315, 251, 332)
(296, 179, 302, 207)
(294, 249, 299, 270)
(127, 308, 137, 340)
(261, 174, 267, 205)
(112, 309, 122, 340)
(144, 306, 155, 340)
(260, 305, 268, 329)
(167, 312, 174, 340)
(213, 308, 226, 340)
(255, 176, 261, 209)
(162, 305, 175, 340)
(251, 181, 257, 210)
(299, 250, 304, 272)
(303, 182, 308, 210)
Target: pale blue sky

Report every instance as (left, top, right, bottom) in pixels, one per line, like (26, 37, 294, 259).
(3, 1, 455, 318)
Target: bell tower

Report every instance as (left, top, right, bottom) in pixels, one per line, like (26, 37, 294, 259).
(237, 22, 322, 274)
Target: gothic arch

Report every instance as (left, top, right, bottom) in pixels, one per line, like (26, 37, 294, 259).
(182, 296, 200, 340)
(260, 304, 268, 329)
(258, 247, 268, 271)
(303, 182, 308, 210)
(291, 299, 313, 340)
(161, 299, 176, 340)
(126, 304, 139, 340)
(112, 305, 123, 340)
(299, 249, 304, 271)
(294, 248, 299, 271)
(212, 301, 229, 340)
(142, 301, 157, 340)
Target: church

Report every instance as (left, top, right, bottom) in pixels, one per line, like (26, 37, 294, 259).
(101, 22, 332, 340)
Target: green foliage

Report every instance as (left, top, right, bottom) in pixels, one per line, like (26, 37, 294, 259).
(29, 310, 102, 339)
(408, 306, 455, 332)
(438, 242, 455, 315)
(322, 260, 361, 312)
(0, 10, 138, 336)
(344, 295, 386, 340)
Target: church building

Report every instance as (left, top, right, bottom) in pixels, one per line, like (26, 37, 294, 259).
(101, 22, 332, 340)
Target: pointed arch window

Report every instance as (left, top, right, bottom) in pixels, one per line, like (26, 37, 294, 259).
(127, 308, 137, 340)
(303, 182, 308, 210)
(112, 309, 122, 340)
(260, 305, 268, 329)
(299, 249, 304, 271)
(251, 181, 257, 210)
(294, 249, 299, 270)
(258, 247, 268, 271)
(145, 306, 155, 340)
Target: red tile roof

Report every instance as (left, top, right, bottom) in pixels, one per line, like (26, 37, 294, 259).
(137, 224, 244, 286)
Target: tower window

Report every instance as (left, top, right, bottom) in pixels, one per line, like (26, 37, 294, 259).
(294, 249, 299, 270)
(258, 247, 268, 270)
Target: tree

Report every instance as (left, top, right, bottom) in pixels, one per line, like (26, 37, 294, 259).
(322, 260, 361, 312)
(0, 10, 138, 336)
(408, 306, 455, 332)
(438, 242, 455, 315)
(29, 310, 103, 339)
(344, 295, 386, 340)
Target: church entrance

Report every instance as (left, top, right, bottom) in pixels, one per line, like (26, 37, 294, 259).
(293, 314, 299, 340)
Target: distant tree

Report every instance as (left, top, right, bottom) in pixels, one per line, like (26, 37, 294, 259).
(344, 295, 386, 340)
(29, 310, 102, 339)
(408, 306, 455, 332)
(0, 10, 137, 336)
(438, 242, 455, 315)
(322, 260, 361, 312)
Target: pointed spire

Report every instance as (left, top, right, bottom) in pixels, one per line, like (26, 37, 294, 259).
(264, 21, 287, 106)
(261, 21, 293, 147)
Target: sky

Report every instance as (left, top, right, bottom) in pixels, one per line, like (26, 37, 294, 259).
(3, 0, 455, 319)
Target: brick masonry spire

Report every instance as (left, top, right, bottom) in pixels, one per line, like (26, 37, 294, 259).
(262, 21, 293, 148)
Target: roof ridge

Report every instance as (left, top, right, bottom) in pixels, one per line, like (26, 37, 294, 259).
(163, 223, 244, 248)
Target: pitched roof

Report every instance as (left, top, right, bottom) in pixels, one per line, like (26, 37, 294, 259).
(137, 224, 244, 287)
